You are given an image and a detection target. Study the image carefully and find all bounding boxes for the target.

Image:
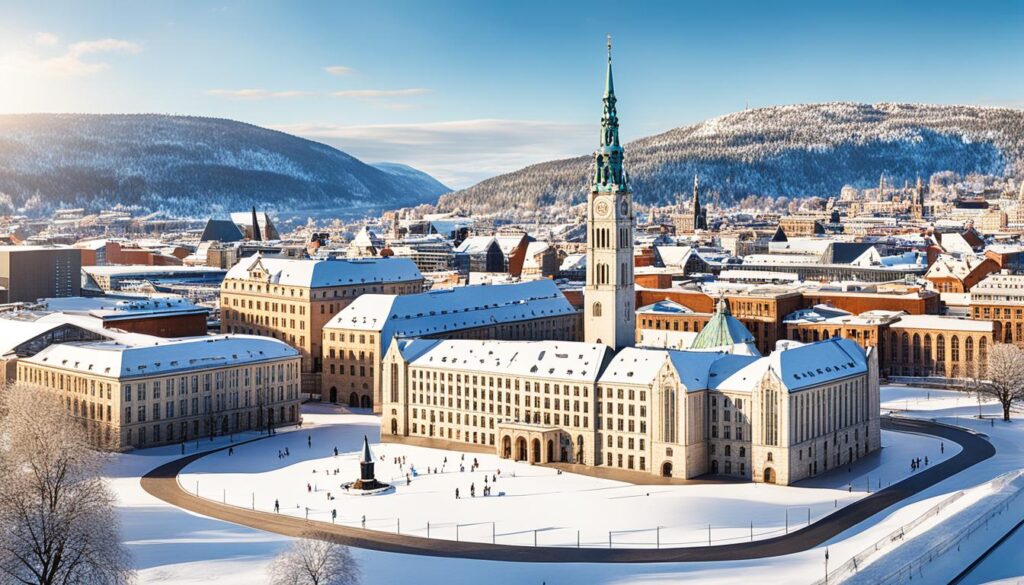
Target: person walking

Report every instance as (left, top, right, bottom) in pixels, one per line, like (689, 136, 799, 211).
(332, 509, 337, 523)
(455, 488, 460, 499)
(307, 435, 312, 448)
(361, 515, 366, 528)
(274, 499, 280, 513)
(334, 446, 339, 457)
(228, 446, 234, 456)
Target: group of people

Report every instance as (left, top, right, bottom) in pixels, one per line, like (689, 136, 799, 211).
(277, 447, 291, 459)
(910, 456, 929, 471)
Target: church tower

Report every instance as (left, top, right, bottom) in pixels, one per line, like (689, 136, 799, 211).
(585, 36, 635, 350)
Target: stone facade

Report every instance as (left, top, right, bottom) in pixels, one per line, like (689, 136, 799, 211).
(220, 255, 424, 396)
(14, 335, 301, 450)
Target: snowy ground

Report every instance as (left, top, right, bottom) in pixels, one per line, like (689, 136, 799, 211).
(179, 410, 952, 549)
(108, 386, 1024, 584)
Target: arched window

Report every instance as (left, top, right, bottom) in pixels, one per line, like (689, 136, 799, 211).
(923, 334, 932, 376)
(593, 302, 602, 317)
(662, 384, 677, 443)
(936, 334, 945, 364)
(901, 333, 910, 372)
(951, 336, 960, 362)
(965, 336, 974, 364)
(912, 333, 921, 366)
(979, 337, 988, 377)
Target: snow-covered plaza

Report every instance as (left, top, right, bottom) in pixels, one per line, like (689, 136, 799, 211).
(110, 385, 1024, 584)
(178, 404, 955, 549)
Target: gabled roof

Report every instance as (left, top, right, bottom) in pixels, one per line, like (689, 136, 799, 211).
(324, 280, 576, 338)
(770, 337, 867, 392)
(225, 254, 423, 288)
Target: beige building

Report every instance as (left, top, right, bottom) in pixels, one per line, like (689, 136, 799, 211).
(322, 279, 580, 411)
(382, 329, 881, 485)
(220, 254, 424, 396)
(14, 333, 301, 450)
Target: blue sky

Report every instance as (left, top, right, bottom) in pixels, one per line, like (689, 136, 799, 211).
(0, 0, 1022, 188)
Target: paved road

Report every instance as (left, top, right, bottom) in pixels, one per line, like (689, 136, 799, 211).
(140, 416, 994, 563)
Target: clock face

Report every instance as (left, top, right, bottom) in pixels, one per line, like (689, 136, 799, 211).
(595, 198, 611, 218)
(619, 198, 629, 216)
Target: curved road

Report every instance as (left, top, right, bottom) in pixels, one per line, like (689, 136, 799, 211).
(140, 416, 994, 563)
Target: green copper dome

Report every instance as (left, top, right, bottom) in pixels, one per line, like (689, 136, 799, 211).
(690, 298, 756, 350)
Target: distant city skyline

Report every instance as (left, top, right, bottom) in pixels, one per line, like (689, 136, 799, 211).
(0, 0, 1022, 188)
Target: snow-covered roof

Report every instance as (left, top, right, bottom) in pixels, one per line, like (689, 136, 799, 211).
(408, 339, 611, 383)
(23, 334, 299, 379)
(637, 299, 694, 314)
(783, 304, 853, 324)
(324, 280, 576, 338)
(560, 254, 586, 271)
(770, 338, 867, 392)
(925, 254, 991, 281)
(351, 227, 384, 248)
(82, 265, 225, 277)
(41, 295, 208, 320)
(225, 254, 423, 288)
(455, 236, 497, 255)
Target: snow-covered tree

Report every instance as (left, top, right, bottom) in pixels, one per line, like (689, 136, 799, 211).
(0, 383, 134, 585)
(268, 533, 360, 585)
(979, 344, 1024, 421)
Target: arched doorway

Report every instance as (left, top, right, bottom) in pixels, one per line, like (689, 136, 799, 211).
(502, 436, 512, 459)
(329, 387, 337, 403)
(221, 417, 228, 435)
(516, 437, 527, 461)
(662, 461, 673, 477)
(348, 392, 359, 407)
(547, 439, 554, 462)
(764, 467, 776, 484)
(560, 445, 568, 462)
(360, 394, 372, 409)
(390, 418, 398, 435)
(532, 438, 541, 463)
(711, 459, 719, 474)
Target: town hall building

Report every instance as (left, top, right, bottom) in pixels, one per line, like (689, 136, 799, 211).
(380, 40, 881, 485)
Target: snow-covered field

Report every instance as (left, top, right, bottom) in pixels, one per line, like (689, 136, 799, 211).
(178, 408, 952, 549)
(107, 386, 1024, 584)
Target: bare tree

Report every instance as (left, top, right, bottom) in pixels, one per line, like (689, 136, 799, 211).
(0, 383, 134, 585)
(980, 343, 1024, 421)
(268, 532, 360, 585)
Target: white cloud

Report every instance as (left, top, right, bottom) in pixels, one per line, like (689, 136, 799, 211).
(330, 88, 431, 98)
(205, 87, 432, 102)
(34, 32, 59, 46)
(324, 65, 354, 76)
(273, 119, 595, 189)
(206, 88, 315, 99)
(1, 36, 141, 77)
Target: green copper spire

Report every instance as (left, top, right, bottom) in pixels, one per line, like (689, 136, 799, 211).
(594, 35, 627, 192)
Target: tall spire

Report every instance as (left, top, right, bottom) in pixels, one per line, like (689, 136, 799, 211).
(604, 34, 615, 98)
(593, 35, 626, 192)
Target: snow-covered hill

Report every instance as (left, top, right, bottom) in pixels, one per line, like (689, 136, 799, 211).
(0, 114, 450, 217)
(371, 162, 451, 195)
(438, 103, 1024, 215)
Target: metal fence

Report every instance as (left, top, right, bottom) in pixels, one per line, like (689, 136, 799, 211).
(809, 469, 1024, 585)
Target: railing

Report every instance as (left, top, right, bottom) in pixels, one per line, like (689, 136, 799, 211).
(809, 470, 1024, 585)
(872, 471, 1024, 585)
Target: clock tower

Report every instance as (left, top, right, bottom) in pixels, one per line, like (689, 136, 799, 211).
(585, 36, 635, 350)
